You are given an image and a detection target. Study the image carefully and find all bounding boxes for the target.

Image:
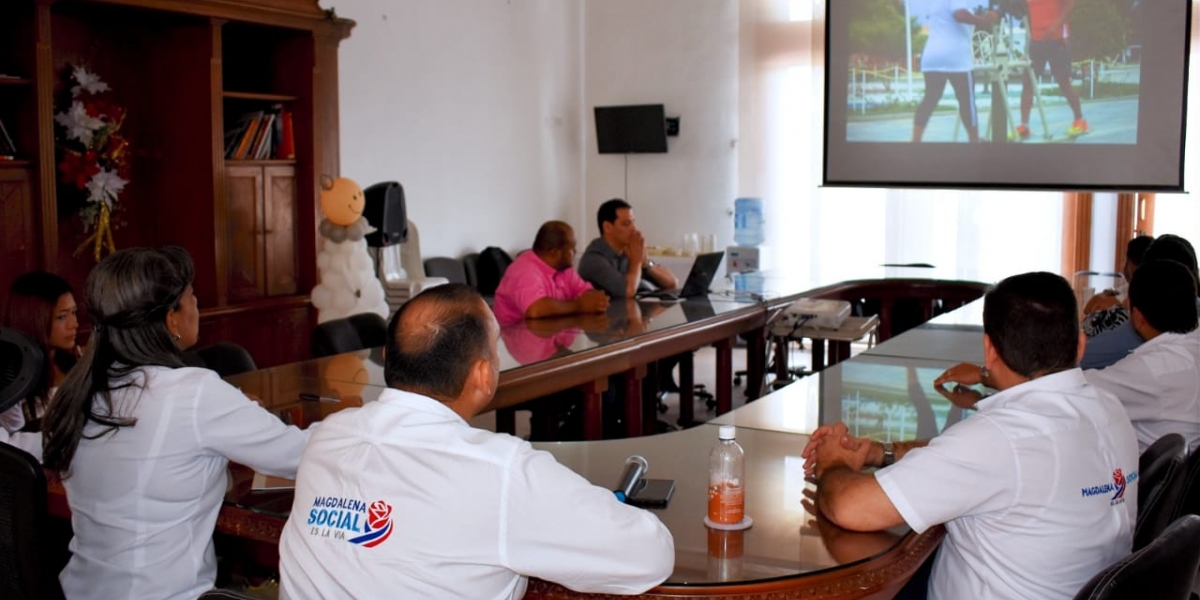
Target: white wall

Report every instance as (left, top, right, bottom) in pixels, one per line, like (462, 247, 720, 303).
(336, 0, 740, 259)
(582, 0, 740, 252)
(336, 0, 584, 259)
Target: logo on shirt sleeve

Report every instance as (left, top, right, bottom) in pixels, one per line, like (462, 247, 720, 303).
(1081, 467, 1138, 506)
(305, 496, 394, 547)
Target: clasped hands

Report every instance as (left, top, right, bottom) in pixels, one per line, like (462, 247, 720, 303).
(801, 422, 874, 479)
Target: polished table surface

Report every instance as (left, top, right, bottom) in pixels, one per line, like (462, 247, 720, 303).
(226, 296, 767, 438)
(712, 354, 973, 440)
(54, 274, 995, 598)
(215, 299, 991, 598)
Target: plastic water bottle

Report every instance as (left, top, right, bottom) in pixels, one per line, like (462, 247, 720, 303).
(707, 425, 745, 525)
(733, 197, 764, 247)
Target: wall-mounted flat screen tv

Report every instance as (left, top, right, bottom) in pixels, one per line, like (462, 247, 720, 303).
(595, 104, 669, 154)
(823, 0, 1191, 191)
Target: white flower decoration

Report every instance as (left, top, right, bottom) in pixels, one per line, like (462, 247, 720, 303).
(55, 101, 105, 146)
(85, 168, 127, 208)
(71, 66, 110, 96)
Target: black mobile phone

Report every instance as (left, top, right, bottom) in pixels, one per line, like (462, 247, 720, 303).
(628, 478, 675, 509)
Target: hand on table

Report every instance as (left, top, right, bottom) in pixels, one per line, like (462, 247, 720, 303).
(933, 383, 985, 409)
(801, 422, 872, 478)
(578, 290, 610, 313)
(933, 362, 983, 387)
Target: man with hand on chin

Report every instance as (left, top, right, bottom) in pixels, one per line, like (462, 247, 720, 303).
(578, 198, 678, 298)
(802, 272, 1138, 600)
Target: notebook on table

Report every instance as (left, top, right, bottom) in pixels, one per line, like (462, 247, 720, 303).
(637, 251, 725, 301)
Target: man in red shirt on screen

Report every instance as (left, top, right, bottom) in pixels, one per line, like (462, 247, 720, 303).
(1017, 0, 1088, 140)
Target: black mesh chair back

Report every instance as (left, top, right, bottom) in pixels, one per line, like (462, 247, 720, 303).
(473, 246, 513, 296)
(311, 312, 389, 358)
(462, 253, 480, 289)
(180, 342, 258, 378)
(1135, 453, 1187, 551)
(0, 443, 61, 600)
(1171, 444, 1200, 521)
(0, 328, 44, 414)
(1139, 433, 1186, 508)
(424, 257, 468, 285)
(1073, 514, 1200, 600)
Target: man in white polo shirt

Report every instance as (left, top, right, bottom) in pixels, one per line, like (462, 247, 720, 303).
(803, 272, 1139, 600)
(1084, 259, 1200, 451)
(279, 284, 674, 599)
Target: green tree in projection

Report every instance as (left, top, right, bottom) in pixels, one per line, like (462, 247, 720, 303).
(1065, 0, 1129, 62)
(848, 0, 916, 66)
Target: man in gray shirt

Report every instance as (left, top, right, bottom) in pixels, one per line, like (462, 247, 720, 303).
(577, 198, 678, 298)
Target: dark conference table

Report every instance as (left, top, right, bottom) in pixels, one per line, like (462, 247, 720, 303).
(224, 296, 770, 441)
(49, 273, 989, 598)
(210, 292, 988, 599)
(220, 357, 960, 600)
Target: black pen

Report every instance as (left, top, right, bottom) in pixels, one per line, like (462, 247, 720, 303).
(299, 392, 340, 403)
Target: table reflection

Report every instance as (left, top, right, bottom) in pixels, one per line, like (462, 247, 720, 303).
(715, 354, 975, 442)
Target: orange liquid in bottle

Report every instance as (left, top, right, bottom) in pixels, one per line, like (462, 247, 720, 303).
(707, 482, 745, 523)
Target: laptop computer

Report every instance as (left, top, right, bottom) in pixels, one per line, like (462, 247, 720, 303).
(638, 251, 725, 301)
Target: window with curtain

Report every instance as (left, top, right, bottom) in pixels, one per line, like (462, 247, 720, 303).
(741, 0, 1064, 287)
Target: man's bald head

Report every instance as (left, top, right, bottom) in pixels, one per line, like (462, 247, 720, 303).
(532, 221, 574, 254)
(384, 283, 495, 399)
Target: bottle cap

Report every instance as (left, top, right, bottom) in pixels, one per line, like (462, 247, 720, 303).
(718, 425, 736, 440)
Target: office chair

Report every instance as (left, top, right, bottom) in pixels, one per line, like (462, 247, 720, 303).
(1072, 515, 1200, 600)
(181, 342, 258, 377)
(311, 313, 389, 358)
(1140, 434, 1187, 508)
(196, 590, 262, 599)
(0, 327, 43, 414)
(1170, 444, 1200, 521)
(473, 246, 513, 297)
(462, 253, 481, 289)
(424, 257, 468, 285)
(1135, 434, 1188, 551)
(0, 327, 63, 600)
(372, 220, 450, 313)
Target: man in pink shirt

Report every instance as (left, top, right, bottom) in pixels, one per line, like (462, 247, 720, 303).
(492, 221, 610, 325)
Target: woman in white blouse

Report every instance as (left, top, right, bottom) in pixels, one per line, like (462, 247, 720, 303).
(1, 271, 80, 461)
(42, 246, 312, 600)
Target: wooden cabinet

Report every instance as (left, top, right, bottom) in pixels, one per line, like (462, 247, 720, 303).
(0, 167, 36, 294)
(1, 0, 352, 368)
(222, 164, 298, 303)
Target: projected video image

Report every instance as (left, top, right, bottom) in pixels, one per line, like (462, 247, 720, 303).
(842, 0, 1144, 145)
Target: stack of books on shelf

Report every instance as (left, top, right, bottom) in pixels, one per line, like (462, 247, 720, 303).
(224, 106, 295, 160)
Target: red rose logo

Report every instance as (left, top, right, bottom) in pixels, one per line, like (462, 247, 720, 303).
(368, 500, 392, 530)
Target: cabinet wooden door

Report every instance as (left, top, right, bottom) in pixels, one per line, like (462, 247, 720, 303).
(222, 164, 297, 303)
(0, 167, 36, 294)
(223, 165, 265, 303)
(263, 165, 297, 297)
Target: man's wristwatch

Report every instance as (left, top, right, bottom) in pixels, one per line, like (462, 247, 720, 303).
(880, 442, 896, 467)
(645, 259, 656, 268)
(980, 365, 992, 388)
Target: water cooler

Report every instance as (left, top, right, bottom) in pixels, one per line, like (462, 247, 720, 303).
(729, 197, 766, 294)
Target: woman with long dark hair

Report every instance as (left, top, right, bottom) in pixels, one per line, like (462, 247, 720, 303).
(43, 246, 311, 600)
(1, 271, 80, 460)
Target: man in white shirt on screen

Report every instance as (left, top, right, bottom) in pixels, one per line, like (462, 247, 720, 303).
(279, 283, 674, 600)
(909, 0, 998, 142)
(803, 272, 1139, 600)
